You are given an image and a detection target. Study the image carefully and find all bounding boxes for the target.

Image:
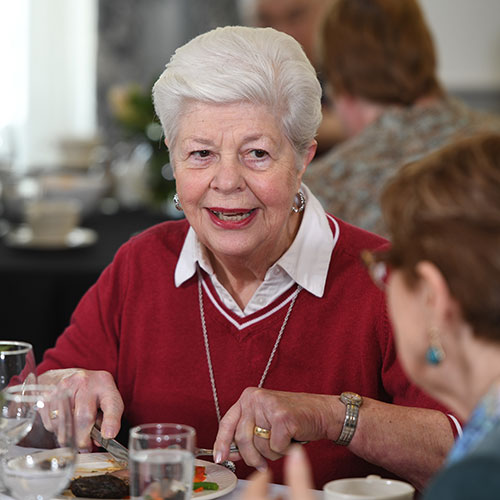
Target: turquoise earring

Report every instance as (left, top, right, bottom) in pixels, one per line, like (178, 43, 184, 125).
(426, 345, 444, 365)
(426, 326, 445, 365)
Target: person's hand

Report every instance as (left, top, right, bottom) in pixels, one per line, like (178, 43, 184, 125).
(242, 445, 315, 500)
(38, 368, 124, 451)
(213, 387, 338, 471)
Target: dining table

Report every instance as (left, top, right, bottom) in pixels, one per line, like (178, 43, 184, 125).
(0, 478, 323, 500)
(0, 480, 323, 500)
(0, 208, 169, 363)
(0, 448, 323, 500)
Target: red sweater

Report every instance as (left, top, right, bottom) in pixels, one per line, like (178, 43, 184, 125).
(39, 217, 449, 488)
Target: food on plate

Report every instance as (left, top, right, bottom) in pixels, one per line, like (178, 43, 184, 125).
(193, 481, 219, 492)
(194, 466, 206, 483)
(70, 474, 129, 498)
(69, 473, 129, 499)
(67, 463, 218, 498)
(193, 465, 219, 493)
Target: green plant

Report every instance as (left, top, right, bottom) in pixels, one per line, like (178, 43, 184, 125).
(108, 83, 174, 209)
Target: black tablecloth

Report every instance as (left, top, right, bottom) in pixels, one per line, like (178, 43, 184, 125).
(0, 209, 169, 362)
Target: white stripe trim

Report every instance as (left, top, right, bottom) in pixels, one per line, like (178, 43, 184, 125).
(201, 276, 301, 331)
(326, 213, 341, 249)
(447, 413, 463, 438)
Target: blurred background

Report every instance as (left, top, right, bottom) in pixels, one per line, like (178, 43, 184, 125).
(1, 1, 500, 166)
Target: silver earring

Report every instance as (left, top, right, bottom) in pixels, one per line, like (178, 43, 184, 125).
(173, 193, 182, 211)
(291, 191, 306, 213)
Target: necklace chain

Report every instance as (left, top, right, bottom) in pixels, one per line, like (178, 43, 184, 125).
(198, 274, 302, 423)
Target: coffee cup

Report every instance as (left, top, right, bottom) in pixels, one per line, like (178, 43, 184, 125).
(25, 199, 81, 244)
(323, 475, 414, 500)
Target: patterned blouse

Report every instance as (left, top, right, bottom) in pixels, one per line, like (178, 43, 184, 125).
(304, 97, 500, 236)
(446, 383, 500, 464)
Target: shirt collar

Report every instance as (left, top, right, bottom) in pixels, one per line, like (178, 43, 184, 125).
(174, 183, 337, 297)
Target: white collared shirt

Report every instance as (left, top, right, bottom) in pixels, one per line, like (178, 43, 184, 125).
(174, 184, 338, 317)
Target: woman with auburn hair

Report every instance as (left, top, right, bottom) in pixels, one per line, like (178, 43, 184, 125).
(248, 133, 500, 499)
(304, 0, 500, 236)
(369, 132, 500, 498)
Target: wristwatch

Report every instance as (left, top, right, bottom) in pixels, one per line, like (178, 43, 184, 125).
(334, 391, 363, 446)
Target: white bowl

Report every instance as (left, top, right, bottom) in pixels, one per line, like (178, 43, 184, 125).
(38, 171, 109, 217)
(1, 170, 109, 221)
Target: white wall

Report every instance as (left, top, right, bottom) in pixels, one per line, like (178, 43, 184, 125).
(0, 0, 98, 171)
(24, 0, 98, 170)
(0, 1, 29, 169)
(420, 0, 500, 91)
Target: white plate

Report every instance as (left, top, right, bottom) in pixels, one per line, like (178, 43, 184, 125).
(3, 225, 98, 250)
(57, 453, 238, 500)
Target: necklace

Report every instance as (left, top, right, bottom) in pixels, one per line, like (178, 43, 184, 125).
(198, 273, 302, 471)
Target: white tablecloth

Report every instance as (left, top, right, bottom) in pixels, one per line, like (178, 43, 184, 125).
(223, 479, 323, 499)
(0, 480, 323, 500)
(0, 479, 323, 500)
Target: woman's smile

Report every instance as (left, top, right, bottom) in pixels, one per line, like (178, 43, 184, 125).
(207, 207, 258, 227)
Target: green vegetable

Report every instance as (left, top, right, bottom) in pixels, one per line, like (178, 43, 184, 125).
(193, 481, 219, 491)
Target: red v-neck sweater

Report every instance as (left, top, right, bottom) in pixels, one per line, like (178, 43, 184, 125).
(38, 216, 450, 488)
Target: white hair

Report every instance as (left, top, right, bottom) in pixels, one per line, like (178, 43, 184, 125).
(152, 26, 322, 158)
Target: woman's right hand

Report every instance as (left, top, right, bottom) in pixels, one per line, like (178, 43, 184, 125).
(242, 445, 316, 500)
(38, 368, 124, 451)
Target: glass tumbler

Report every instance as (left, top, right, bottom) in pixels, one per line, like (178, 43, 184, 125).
(129, 423, 196, 500)
(1, 384, 77, 500)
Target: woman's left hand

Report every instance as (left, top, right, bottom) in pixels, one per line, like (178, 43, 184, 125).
(213, 387, 340, 471)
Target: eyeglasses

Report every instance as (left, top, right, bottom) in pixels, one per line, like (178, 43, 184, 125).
(361, 249, 389, 291)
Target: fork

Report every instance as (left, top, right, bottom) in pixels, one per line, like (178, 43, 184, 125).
(195, 445, 239, 473)
(195, 444, 239, 457)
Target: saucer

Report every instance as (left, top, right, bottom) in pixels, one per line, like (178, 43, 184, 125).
(3, 225, 98, 250)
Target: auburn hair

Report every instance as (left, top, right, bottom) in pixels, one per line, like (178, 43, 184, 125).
(381, 133, 500, 341)
(320, 0, 443, 105)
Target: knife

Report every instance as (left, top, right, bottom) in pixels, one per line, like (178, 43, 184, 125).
(91, 425, 129, 466)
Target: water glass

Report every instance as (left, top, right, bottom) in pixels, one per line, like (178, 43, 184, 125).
(0, 341, 36, 392)
(129, 423, 196, 500)
(1, 384, 77, 500)
(0, 341, 37, 456)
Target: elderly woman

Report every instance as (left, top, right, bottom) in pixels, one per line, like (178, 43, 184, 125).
(246, 133, 500, 498)
(37, 26, 456, 489)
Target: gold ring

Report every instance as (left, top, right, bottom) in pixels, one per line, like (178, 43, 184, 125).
(49, 410, 59, 420)
(254, 425, 271, 439)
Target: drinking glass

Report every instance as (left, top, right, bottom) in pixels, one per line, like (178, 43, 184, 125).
(1, 384, 77, 500)
(129, 423, 196, 500)
(0, 341, 37, 456)
(0, 341, 36, 391)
